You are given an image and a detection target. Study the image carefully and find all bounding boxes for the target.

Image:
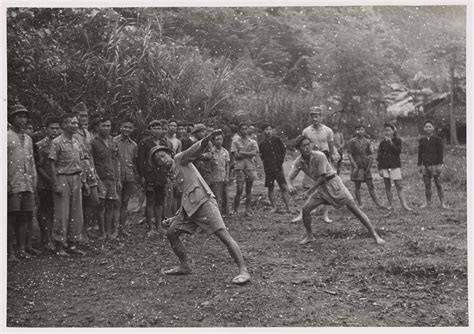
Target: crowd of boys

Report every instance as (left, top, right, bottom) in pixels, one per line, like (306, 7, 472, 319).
(8, 102, 448, 284)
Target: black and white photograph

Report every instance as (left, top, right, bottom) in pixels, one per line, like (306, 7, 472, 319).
(3, 0, 471, 330)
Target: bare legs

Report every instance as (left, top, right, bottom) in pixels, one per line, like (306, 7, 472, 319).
(383, 178, 412, 211)
(422, 175, 446, 208)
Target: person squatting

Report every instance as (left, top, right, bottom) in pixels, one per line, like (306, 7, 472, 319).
(7, 103, 448, 284)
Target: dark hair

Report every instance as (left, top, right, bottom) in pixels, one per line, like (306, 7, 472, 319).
(148, 120, 161, 129)
(177, 121, 186, 128)
(168, 118, 178, 126)
(158, 119, 169, 127)
(294, 135, 310, 150)
(261, 123, 273, 131)
(44, 116, 60, 127)
(383, 122, 397, 138)
(354, 124, 365, 130)
(229, 124, 239, 133)
(238, 122, 248, 129)
(120, 118, 135, 125)
(97, 116, 111, 125)
(60, 113, 76, 126)
(423, 119, 435, 127)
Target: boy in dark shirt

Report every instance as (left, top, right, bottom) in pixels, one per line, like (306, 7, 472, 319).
(137, 120, 170, 236)
(258, 124, 291, 213)
(418, 120, 446, 209)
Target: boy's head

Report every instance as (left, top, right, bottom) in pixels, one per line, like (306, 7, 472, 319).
(261, 124, 273, 137)
(120, 118, 135, 137)
(248, 125, 255, 136)
(355, 124, 365, 136)
(238, 122, 248, 137)
(158, 119, 169, 134)
(72, 102, 89, 128)
(148, 120, 163, 138)
(97, 116, 112, 137)
(24, 121, 34, 135)
(423, 120, 435, 135)
(150, 146, 174, 171)
(294, 135, 312, 156)
(192, 124, 207, 140)
(309, 106, 323, 127)
(383, 122, 396, 138)
(212, 134, 224, 148)
(176, 121, 186, 138)
(8, 104, 29, 129)
(168, 118, 177, 135)
(60, 113, 79, 134)
(44, 116, 61, 139)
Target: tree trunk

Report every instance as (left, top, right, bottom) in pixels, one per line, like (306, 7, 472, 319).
(449, 56, 459, 145)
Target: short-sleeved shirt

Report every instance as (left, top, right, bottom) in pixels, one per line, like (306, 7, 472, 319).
(113, 134, 138, 182)
(289, 150, 335, 181)
(49, 134, 84, 175)
(302, 124, 334, 152)
(209, 147, 230, 183)
(8, 129, 37, 194)
(91, 136, 120, 181)
(347, 137, 372, 168)
(231, 137, 259, 171)
(259, 136, 285, 173)
(35, 136, 55, 190)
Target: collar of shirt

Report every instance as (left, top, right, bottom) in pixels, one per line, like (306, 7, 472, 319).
(117, 134, 133, 142)
(59, 133, 75, 143)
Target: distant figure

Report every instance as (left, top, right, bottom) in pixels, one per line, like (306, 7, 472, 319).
(377, 123, 412, 212)
(418, 120, 447, 209)
(332, 123, 345, 175)
(347, 124, 385, 209)
(258, 124, 292, 213)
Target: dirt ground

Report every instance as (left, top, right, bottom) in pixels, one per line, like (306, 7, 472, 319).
(6, 150, 468, 327)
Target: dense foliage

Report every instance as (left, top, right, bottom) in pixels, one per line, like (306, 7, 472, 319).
(7, 6, 466, 138)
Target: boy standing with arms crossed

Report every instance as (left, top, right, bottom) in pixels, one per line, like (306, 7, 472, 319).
(209, 133, 230, 213)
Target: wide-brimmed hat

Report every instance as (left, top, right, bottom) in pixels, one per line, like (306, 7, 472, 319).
(8, 104, 29, 120)
(148, 145, 174, 166)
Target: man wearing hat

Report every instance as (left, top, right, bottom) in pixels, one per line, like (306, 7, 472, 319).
(137, 120, 171, 235)
(7, 104, 38, 261)
(292, 106, 337, 223)
(149, 129, 250, 285)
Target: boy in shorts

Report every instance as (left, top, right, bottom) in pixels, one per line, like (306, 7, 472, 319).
(91, 116, 121, 239)
(347, 124, 385, 209)
(114, 118, 138, 234)
(149, 129, 250, 285)
(231, 122, 259, 217)
(288, 135, 385, 245)
(137, 120, 170, 235)
(209, 133, 230, 212)
(418, 120, 446, 209)
(258, 124, 291, 213)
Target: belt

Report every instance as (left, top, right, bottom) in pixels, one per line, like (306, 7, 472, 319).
(58, 171, 81, 176)
(325, 174, 336, 181)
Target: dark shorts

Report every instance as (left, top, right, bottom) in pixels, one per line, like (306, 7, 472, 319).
(145, 184, 166, 204)
(98, 179, 119, 200)
(8, 192, 35, 212)
(38, 189, 54, 209)
(171, 198, 226, 235)
(235, 169, 258, 182)
(264, 169, 287, 189)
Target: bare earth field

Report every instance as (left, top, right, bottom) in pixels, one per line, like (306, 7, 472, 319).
(6, 148, 468, 327)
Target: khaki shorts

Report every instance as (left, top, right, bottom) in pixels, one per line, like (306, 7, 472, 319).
(8, 192, 35, 212)
(98, 179, 119, 200)
(171, 198, 226, 235)
(235, 169, 258, 182)
(380, 168, 402, 181)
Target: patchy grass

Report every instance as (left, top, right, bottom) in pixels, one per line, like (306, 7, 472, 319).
(7, 147, 467, 327)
